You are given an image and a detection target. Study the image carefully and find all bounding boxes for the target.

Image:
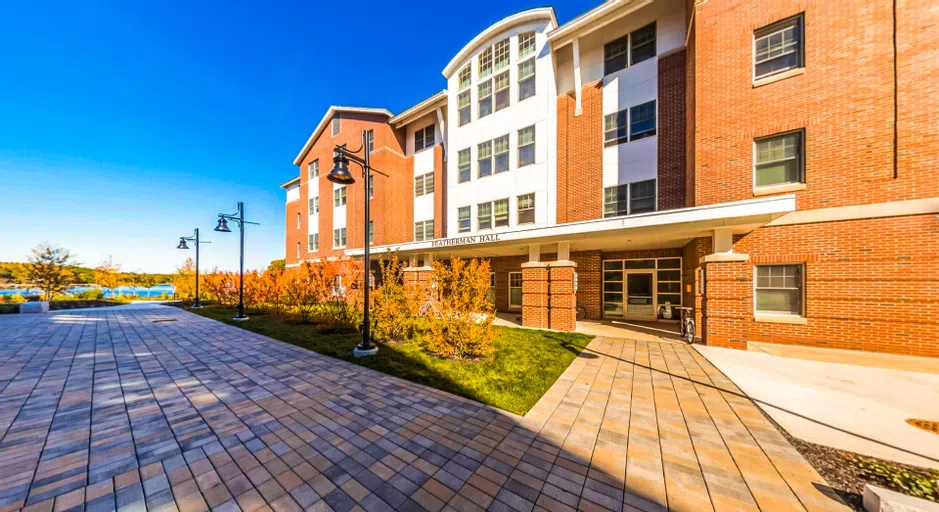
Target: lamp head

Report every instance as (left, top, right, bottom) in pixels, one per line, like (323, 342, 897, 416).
(177, 238, 190, 250)
(327, 153, 355, 185)
(214, 217, 231, 232)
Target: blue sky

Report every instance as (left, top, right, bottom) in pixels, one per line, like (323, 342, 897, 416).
(0, 0, 597, 273)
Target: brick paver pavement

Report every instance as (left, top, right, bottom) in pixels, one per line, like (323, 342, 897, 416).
(0, 307, 849, 512)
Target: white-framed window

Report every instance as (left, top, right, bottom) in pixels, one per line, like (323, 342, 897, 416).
(309, 233, 318, 252)
(458, 90, 471, 126)
(517, 193, 535, 224)
(754, 15, 803, 80)
(458, 65, 472, 90)
(332, 227, 346, 248)
(488, 272, 496, 302)
(603, 22, 657, 76)
(604, 35, 629, 75)
(308, 197, 316, 214)
(518, 125, 535, 167)
(478, 47, 493, 80)
(369, 221, 374, 244)
(308, 159, 319, 179)
(366, 129, 374, 153)
(478, 79, 493, 119)
(414, 172, 434, 197)
(494, 39, 509, 71)
(493, 135, 509, 173)
(296, 213, 301, 229)
(518, 32, 536, 59)
(755, 264, 804, 316)
(414, 125, 435, 152)
(368, 175, 374, 200)
(755, 130, 804, 188)
(493, 198, 509, 227)
(458, 206, 471, 233)
(478, 202, 492, 230)
(296, 242, 301, 258)
(458, 148, 471, 183)
(414, 220, 434, 241)
(518, 58, 536, 101)
(331, 114, 341, 136)
(604, 179, 657, 217)
(604, 109, 629, 147)
(508, 272, 522, 309)
(333, 186, 346, 207)
(494, 71, 510, 112)
(478, 140, 492, 178)
(313, 196, 319, 213)
(630, 101, 656, 140)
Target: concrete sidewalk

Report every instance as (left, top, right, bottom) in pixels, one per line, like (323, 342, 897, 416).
(695, 345, 939, 469)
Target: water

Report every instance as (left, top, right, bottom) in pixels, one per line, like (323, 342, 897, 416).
(0, 284, 176, 299)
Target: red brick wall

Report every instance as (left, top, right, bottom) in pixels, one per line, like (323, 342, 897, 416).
(693, 0, 939, 208)
(556, 82, 604, 223)
(702, 215, 939, 357)
(657, 49, 687, 211)
(285, 196, 306, 265)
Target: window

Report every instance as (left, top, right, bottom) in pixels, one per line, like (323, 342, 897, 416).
(478, 79, 493, 118)
(333, 186, 346, 207)
(458, 90, 471, 126)
(494, 39, 509, 71)
(604, 35, 629, 75)
(604, 185, 628, 217)
(478, 202, 492, 230)
(369, 221, 374, 244)
(478, 47, 493, 79)
(414, 172, 434, 196)
(518, 58, 536, 101)
(414, 220, 434, 241)
(488, 272, 496, 302)
(493, 135, 509, 173)
(308, 233, 319, 252)
(296, 213, 301, 229)
(331, 114, 341, 136)
(657, 258, 682, 319)
(313, 196, 319, 213)
(333, 227, 346, 248)
(493, 198, 509, 227)
(478, 140, 492, 178)
(308, 160, 319, 179)
(755, 130, 804, 187)
(756, 264, 803, 316)
(630, 23, 656, 65)
(458, 149, 471, 183)
(368, 175, 374, 199)
(414, 125, 435, 152)
(297, 242, 301, 258)
(458, 206, 471, 233)
(604, 109, 629, 147)
(517, 193, 535, 224)
(509, 272, 522, 309)
(518, 32, 536, 59)
(366, 129, 374, 153)
(494, 71, 510, 112)
(630, 101, 656, 140)
(458, 65, 472, 90)
(518, 126, 535, 167)
(754, 15, 803, 80)
(630, 180, 656, 213)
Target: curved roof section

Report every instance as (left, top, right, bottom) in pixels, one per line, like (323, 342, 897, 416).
(442, 7, 557, 79)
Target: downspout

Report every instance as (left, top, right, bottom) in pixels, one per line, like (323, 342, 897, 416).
(892, 0, 898, 179)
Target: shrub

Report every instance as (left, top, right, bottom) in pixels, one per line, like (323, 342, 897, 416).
(428, 257, 495, 359)
(372, 253, 419, 343)
(203, 270, 237, 307)
(79, 289, 104, 300)
(1, 294, 27, 304)
(856, 457, 939, 502)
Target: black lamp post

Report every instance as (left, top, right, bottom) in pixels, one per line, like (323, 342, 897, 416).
(328, 130, 383, 358)
(214, 202, 258, 321)
(177, 228, 210, 308)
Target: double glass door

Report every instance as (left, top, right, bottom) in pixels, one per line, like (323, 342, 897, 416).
(603, 258, 682, 321)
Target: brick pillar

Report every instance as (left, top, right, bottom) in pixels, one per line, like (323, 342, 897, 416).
(521, 263, 549, 329)
(548, 262, 577, 332)
(403, 267, 434, 293)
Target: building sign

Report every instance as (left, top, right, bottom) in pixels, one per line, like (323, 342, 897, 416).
(431, 234, 501, 248)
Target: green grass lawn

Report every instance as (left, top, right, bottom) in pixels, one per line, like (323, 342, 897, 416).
(187, 306, 592, 415)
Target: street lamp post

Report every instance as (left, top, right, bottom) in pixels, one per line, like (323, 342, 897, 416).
(177, 228, 210, 308)
(328, 129, 383, 358)
(214, 202, 259, 321)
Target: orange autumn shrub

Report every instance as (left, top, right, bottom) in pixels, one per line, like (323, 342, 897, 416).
(372, 252, 419, 343)
(427, 257, 495, 359)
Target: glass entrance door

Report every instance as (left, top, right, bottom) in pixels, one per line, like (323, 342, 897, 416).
(625, 272, 656, 320)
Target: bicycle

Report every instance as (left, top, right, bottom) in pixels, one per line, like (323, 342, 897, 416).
(678, 306, 695, 344)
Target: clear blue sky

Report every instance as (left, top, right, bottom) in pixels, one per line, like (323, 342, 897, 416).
(0, 0, 596, 273)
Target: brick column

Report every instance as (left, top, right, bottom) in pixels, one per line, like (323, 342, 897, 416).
(548, 261, 577, 331)
(521, 263, 549, 329)
(403, 267, 434, 292)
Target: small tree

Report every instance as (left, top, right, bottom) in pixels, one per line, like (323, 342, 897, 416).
(428, 257, 495, 359)
(372, 252, 418, 343)
(95, 256, 123, 296)
(173, 258, 196, 302)
(268, 259, 286, 272)
(26, 243, 77, 301)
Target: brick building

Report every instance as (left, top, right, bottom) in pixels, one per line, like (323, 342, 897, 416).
(282, 0, 939, 357)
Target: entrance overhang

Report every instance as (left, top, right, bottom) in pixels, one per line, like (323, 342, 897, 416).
(346, 195, 796, 259)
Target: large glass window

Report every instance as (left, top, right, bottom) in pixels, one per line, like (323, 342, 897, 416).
(755, 130, 804, 187)
(630, 23, 656, 65)
(518, 58, 536, 101)
(630, 101, 656, 140)
(630, 180, 656, 213)
(518, 126, 535, 167)
(518, 32, 536, 59)
(458, 65, 472, 90)
(414, 172, 434, 197)
(478, 202, 492, 230)
(478, 47, 493, 79)
(458, 206, 471, 233)
(604, 109, 629, 147)
(333, 186, 346, 207)
(756, 264, 803, 315)
(602, 258, 683, 319)
(478, 140, 492, 178)
(458, 148, 471, 183)
(493, 198, 509, 227)
(458, 90, 471, 126)
(493, 135, 509, 173)
(604, 35, 629, 75)
(308, 159, 319, 178)
(414, 220, 434, 242)
(517, 193, 535, 224)
(332, 227, 346, 248)
(604, 185, 628, 217)
(754, 15, 803, 80)
(478, 79, 493, 119)
(366, 129, 374, 153)
(309, 233, 318, 252)
(494, 39, 510, 71)
(494, 71, 510, 112)
(414, 125, 435, 152)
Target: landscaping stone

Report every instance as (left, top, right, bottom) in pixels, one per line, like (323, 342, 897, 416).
(864, 484, 939, 512)
(18, 300, 48, 313)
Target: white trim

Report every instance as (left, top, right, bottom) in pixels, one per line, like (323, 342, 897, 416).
(753, 183, 806, 196)
(754, 313, 808, 325)
(753, 263, 806, 319)
(548, 0, 653, 48)
(442, 8, 557, 78)
(390, 90, 448, 127)
(508, 271, 523, 310)
(293, 106, 393, 166)
(767, 197, 939, 226)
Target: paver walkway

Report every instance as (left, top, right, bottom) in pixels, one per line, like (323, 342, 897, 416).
(0, 307, 848, 512)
